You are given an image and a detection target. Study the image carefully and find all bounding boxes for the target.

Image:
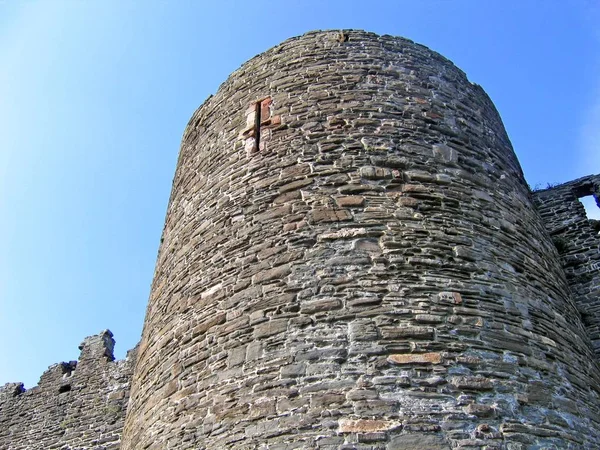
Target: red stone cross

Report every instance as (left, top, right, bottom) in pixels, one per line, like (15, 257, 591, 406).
(240, 97, 281, 156)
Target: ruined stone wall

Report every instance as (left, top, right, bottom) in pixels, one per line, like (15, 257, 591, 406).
(533, 175, 600, 356)
(122, 30, 600, 449)
(0, 331, 135, 450)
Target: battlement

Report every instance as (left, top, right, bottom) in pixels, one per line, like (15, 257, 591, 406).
(79, 328, 116, 362)
(0, 331, 136, 450)
(0, 382, 25, 400)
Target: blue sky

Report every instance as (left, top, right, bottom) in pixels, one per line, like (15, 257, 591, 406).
(0, 1, 598, 388)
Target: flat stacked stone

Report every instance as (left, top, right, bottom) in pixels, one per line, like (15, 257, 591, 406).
(111, 30, 600, 449)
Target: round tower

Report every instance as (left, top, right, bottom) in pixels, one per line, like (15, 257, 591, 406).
(122, 31, 600, 449)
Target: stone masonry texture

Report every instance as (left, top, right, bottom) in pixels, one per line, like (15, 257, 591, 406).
(2, 30, 600, 450)
(0, 330, 136, 450)
(117, 30, 600, 449)
(533, 176, 600, 357)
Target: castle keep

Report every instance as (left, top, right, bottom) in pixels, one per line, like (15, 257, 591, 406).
(2, 30, 600, 449)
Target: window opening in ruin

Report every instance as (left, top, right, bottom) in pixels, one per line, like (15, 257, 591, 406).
(58, 384, 71, 394)
(572, 182, 600, 225)
(578, 195, 600, 221)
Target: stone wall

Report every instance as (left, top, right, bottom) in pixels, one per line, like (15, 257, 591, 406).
(533, 175, 600, 356)
(0, 331, 135, 450)
(2, 30, 599, 450)
(121, 30, 600, 449)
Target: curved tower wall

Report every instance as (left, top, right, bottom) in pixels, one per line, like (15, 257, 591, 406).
(122, 31, 600, 449)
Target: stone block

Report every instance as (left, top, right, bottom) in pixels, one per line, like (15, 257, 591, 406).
(255, 205, 292, 222)
(309, 207, 353, 223)
(317, 227, 371, 241)
(311, 393, 345, 407)
(279, 178, 313, 193)
(252, 264, 291, 284)
(300, 297, 342, 314)
(254, 318, 288, 338)
(227, 346, 247, 368)
(273, 190, 302, 204)
(438, 291, 462, 305)
(335, 195, 365, 207)
(452, 246, 479, 262)
(380, 326, 434, 340)
(387, 353, 442, 365)
(415, 314, 445, 324)
(397, 196, 419, 207)
(464, 403, 495, 417)
(280, 364, 305, 378)
(387, 433, 451, 450)
(348, 320, 379, 341)
(352, 238, 381, 253)
(449, 376, 493, 391)
(359, 166, 394, 180)
(432, 143, 458, 163)
(338, 418, 401, 433)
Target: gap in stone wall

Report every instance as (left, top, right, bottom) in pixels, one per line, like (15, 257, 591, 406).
(578, 195, 600, 220)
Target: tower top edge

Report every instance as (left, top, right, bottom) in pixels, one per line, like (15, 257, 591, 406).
(182, 29, 467, 140)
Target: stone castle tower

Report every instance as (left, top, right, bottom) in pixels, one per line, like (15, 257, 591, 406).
(2, 30, 600, 450)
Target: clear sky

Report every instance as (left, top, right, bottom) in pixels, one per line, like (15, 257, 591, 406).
(0, 1, 598, 388)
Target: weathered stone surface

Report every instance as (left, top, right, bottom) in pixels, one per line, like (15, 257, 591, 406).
(121, 30, 600, 450)
(0, 331, 135, 450)
(449, 376, 493, 391)
(533, 175, 600, 358)
(438, 291, 462, 305)
(335, 195, 366, 207)
(414, 313, 445, 324)
(300, 297, 342, 314)
(387, 433, 451, 449)
(2, 29, 595, 450)
(251, 264, 291, 283)
(381, 326, 435, 340)
(308, 207, 353, 223)
(464, 403, 496, 417)
(254, 318, 288, 338)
